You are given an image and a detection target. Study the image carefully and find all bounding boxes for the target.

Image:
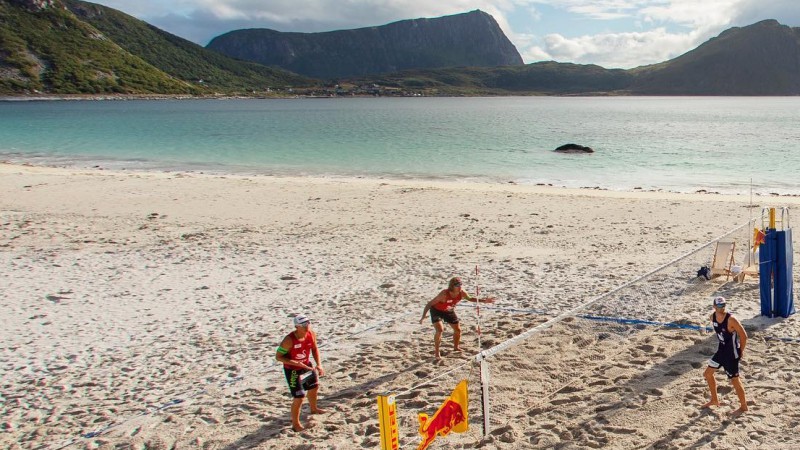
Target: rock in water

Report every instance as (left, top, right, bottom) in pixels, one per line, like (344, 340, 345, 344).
(554, 144, 594, 153)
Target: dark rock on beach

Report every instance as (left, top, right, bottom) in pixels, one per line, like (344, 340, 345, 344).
(554, 144, 594, 153)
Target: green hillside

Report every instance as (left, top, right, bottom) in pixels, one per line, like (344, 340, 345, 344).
(347, 62, 633, 96)
(63, 0, 313, 93)
(0, 0, 196, 94)
(628, 20, 800, 95)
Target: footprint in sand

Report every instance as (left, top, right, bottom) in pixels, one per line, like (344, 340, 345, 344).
(405, 400, 428, 409)
(550, 395, 581, 406)
(344, 413, 370, 425)
(557, 385, 583, 394)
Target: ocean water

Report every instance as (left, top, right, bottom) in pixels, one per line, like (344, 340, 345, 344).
(1, 96, 799, 195)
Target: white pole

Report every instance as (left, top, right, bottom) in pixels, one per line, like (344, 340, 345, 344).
(480, 357, 491, 437)
(475, 265, 482, 350)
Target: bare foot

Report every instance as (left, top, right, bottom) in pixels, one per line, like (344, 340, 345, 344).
(310, 407, 327, 414)
(731, 407, 748, 417)
(292, 424, 304, 432)
(701, 400, 720, 409)
(434, 351, 441, 359)
(453, 347, 462, 353)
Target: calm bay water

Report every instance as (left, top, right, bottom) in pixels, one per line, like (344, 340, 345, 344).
(1, 96, 799, 195)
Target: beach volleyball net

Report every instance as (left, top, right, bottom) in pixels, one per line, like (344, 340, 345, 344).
(36, 218, 760, 450)
(384, 219, 757, 448)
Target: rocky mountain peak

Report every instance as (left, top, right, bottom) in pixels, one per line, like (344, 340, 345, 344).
(207, 9, 523, 79)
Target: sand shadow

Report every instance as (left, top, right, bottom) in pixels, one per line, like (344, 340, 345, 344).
(222, 361, 426, 449)
(519, 308, 779, 447)
(220, 417, 288, 450)
(323, 361, 426, 402)
(644, 411, 736, 449)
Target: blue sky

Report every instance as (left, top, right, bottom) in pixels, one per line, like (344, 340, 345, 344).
(89, 0, 800, 69)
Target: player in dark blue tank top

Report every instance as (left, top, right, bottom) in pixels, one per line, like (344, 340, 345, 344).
(702, 297, 749, 416)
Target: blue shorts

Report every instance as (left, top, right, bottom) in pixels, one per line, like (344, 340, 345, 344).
(284, 368, 319, 398)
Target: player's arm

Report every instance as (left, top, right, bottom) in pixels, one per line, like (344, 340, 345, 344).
(464, 292, 496, 304)
(311, 331, 324, 376)
(420, 292, 446, 323)
(729, 315, 748, 357)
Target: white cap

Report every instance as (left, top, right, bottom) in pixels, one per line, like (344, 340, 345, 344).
(713, 296, 726, 308)
(293, 314, 310, 326)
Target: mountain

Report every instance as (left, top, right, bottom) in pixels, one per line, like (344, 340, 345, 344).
(61, 0, 312, 93)
(3, 1, 800, 97)
(629, 20, 800, 95)
(345, 19, 800, 96)
(0, 0, 312, 95)
(0, 0, 195, 94)
(206, 10, 523, 80)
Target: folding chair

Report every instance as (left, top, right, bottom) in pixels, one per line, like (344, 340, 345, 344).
(734, 246, 759, 283)
(710, 240, 736, 280)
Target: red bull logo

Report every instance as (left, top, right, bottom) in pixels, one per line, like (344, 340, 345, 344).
(417, 380, 469, 450)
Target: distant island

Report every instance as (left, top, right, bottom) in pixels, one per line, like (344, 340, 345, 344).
(2, 0, 800, 96)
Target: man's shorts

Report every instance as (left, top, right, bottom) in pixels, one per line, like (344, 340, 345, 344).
(708, 351, 740, 379)
(284, 368, 319, 398)
(430, 308, 459, 324)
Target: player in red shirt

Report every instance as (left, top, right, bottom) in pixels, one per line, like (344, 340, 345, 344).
(420, 277, 495, 358)
(276, 314, 326, 431)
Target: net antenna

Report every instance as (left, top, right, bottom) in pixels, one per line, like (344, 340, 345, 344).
(475, 265, 482, 350)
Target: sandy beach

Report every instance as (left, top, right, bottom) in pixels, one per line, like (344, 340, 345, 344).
(2, 163, 800, 450)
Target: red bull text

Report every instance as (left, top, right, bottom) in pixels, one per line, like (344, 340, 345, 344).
(377, 394, 399, 450)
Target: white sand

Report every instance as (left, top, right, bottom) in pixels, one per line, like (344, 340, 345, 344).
(2, 163, 799, 450)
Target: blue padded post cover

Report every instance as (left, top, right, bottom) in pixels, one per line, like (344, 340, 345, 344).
(759, 229, 776, 317)
(775, 229, 795, 318)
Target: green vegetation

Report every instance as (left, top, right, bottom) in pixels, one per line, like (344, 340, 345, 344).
(0, 0, 314, 96)
(62, 0, 313, 94)
(2, 2, 798, 97)
(348, 63, 633, 96)
(0, 0, 196, 95)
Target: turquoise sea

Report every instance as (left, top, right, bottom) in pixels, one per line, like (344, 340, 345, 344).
(1, 96, 799, 195)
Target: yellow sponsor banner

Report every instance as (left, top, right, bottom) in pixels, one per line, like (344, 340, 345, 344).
(377, 393, 399, 450)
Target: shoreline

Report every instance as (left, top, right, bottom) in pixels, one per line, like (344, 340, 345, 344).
(4, 162, 800, 203)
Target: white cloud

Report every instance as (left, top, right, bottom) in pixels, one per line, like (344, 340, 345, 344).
(537, 28, 699, 68)
(95, 1, 524, 45)
(88, 0, 800, 67)
(514, 0, 745, 68)
(519, 0, 800, 68)
(185, 0, 514, 31)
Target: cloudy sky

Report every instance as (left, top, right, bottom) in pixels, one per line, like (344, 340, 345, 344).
(89, 0, 800, 69)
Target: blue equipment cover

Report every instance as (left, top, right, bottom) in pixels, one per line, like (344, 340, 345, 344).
(759, 229, 795, 318)
(775, 229, 794, 318)
(759, 230, 775, 317)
